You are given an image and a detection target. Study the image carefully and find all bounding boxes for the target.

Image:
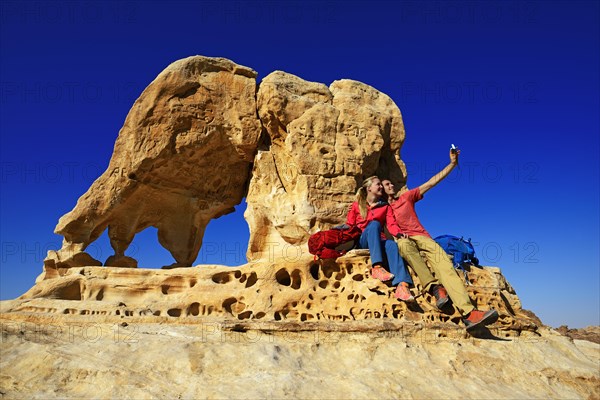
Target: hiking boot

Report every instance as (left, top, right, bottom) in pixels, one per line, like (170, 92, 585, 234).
(463, 309, 499, 330)
(370, 266, 394, 282)
(394, 284, 415, 302)
(431, 284, 450, 309)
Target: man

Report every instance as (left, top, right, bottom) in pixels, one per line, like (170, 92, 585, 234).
(382, 149, 498, 330)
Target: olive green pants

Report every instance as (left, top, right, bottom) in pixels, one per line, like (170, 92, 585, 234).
(396, 235, 474, 315)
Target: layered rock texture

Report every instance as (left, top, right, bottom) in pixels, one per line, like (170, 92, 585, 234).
(1, 254, 599, 399)
(2, 56, 598, 399)
(1, 320, 598, 399)
(245, 72, 406, 260)
(46, 56, 261, 269)
(557, 325, 600, 344)
(45, 57, 407, 269)
(3, 252, 537, 333)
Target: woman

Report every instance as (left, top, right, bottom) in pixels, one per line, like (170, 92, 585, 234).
(346, 176, 414, 301)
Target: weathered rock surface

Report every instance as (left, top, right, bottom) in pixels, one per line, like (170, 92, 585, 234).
(3, 318, 600, 399)
(1, 256, 598, 399)
(47, 58, 410, 270)
(46, 56, 261, 269)
(1, 322, 598, 400)
(6, 252, 537, 335)
(245, 72, 407, 261)
(557, 325, 600, 344)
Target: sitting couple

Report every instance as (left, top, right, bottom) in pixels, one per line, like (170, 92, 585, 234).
(345, 149, 498, 330)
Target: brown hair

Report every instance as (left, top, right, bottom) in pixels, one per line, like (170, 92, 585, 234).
(356, 176, 379, 219)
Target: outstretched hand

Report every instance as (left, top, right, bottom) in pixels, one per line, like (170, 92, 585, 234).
(419, 148, 462, 195)
(450, 148, 461, 165)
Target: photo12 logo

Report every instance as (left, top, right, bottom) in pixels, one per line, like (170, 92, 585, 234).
(397, 1, 538, 25)
(398, 81, 539, 105)
(472, 241, 540, 265)
(0, 162, 103, 185)
(1, 322, 139, 344)
(404, 161, 540, 185)
(0, 1, 138, 24)
(0, 81, 143, 105)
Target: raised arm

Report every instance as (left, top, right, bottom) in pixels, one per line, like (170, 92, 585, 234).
(418, 149, 460, 195)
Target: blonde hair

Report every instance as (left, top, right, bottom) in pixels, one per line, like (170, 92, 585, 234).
(356, 175, 379, 219)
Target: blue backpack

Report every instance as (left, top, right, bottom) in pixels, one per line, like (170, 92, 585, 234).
(433, 235, 479, 268)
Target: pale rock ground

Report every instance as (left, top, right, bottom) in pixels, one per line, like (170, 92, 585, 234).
(1, 316, 598, 399)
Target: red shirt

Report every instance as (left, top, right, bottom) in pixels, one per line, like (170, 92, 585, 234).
(346, 201, 402, 239)
(389, 188, 431, 238)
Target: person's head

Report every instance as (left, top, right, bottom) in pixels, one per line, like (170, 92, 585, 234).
(381, 179, 408, 199)
(355, 176, 382, 218)
(381, 179, 395, 198)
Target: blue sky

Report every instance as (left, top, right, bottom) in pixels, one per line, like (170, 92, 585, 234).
(1, 1, 598, 328)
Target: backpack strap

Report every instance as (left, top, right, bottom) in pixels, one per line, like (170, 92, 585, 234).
(456, 262, 471, 286)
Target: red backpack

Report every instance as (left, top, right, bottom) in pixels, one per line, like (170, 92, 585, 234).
(308, 225, 362, 259)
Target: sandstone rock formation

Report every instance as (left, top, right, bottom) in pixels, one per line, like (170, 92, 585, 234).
(557, 325, 600, 344)
(45, 56, 261, 269)
(1, 320, 598, 399)
(6, 252, 537, 335)
(46, 57, 408, 269)
(1, 254, 599, 399)
(245, 72, 407, 261)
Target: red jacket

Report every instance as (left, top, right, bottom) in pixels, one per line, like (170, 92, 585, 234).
(346, 201, 402, 238)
